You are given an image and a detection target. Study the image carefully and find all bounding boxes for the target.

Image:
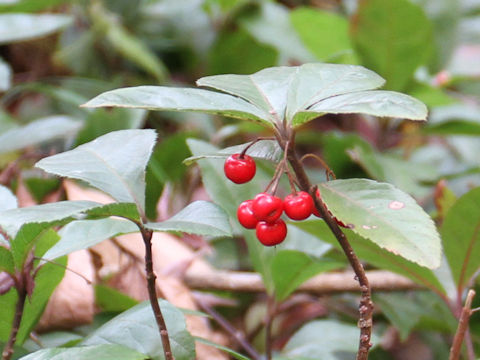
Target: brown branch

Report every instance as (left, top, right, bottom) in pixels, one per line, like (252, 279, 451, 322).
(279, 130, 373, 360)
(185, 269, 419, 294)
(193, 293, 261, 360)
(2, 287, 26, 360)
(139, 227, 174, 360)
(449, 289, 476, 360)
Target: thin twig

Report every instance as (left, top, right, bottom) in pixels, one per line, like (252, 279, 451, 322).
(139, 227, 174, 360)
(279, 129, 373, 360)
(449, 289, 476, 360)
(193, 293, 261, 360)
(300, 153, 336, 180)
(34, 257, 92, 285)
(265, 295, 276, 360)
(2, 287, 26, 360)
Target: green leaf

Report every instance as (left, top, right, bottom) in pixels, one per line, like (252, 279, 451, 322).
(442, 187, 480, 291)
(286, 63, 385, 124)
(95, 285, 139, 313)
(184, 139, 283, 165)
(0, 14, 72, 44)
(296, 90, 428, 127)
(44, 218, 138, 261)
(145, 132, 191, 220)
(271, 250, 344, 302)
(89, 2, 167, 83)
(82, 86, 270, 127)
(0, 57, 11, 91)
(15, 235, 66, 345)
(36, 129, 156, 213)
(197, 66, 296, 123)
(347, 145, 437, 198)
(293, 220, 445, 294)
(0, 0, 71, 13)
(239, 2, 313, 63)
(424, 121, 480, 136)
(350, 0, 433, 91)
(318, 179, 441, 268)
(145, 201, 232, 237)
(10, 225, 55, 270)
(82, 300, 195, 360)
(0, 200, 130, 237)
(75, 108, 147, 146)
(374, 292, 456, 341)
(194, 337, 251, 360)
(0, 184, 17, 211)
(0, 247, 13, 274)
(291, 7, 356, 63)
(19, 344, 148, 360)
(0, 116, 82, 154)
(206, 28, 277, 76)
(406, 81, 457, 108)
(281, 320, 378, 359)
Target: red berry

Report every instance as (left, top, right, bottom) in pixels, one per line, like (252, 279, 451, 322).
(256, 219, 287, 246)
(224, 153, 256, 184)
(284, 191, 314, 220)
(252, 193, 283, 223)
(237, 200, 258, 229)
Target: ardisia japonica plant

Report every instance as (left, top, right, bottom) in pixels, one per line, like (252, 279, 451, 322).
(79, 63, 442, 360)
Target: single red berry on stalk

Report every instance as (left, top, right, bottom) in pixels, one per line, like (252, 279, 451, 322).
(237, 200, 258, 229)
(224, 153, 256, 184)
(252, 193, 283, 223)
(256, 219, 287, 246)
(284, 191, 314, 220)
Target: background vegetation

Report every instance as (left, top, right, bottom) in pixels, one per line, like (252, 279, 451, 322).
(0, 0, 479, 359)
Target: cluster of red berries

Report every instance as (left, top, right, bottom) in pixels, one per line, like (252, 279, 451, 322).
(224, 153, 317, 246)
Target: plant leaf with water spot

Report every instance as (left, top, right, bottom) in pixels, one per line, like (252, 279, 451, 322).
(295, 90, 427, 128)
(83, 300, 195, 360)
(441, 187, 480, 291)
(318, 179, 441, 269)
(36, 129, 156, 212)
(146, 201, 231, 237)
(83, 86, 270, 127)
(286, 63, 385, 124)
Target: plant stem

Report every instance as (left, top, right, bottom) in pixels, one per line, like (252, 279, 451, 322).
(194, 293, 261, 360)
(449, 289, 476, 360)
(279, 130, 373, 360)
(2, 287, 26, 360)
(140, 227, 174, 360)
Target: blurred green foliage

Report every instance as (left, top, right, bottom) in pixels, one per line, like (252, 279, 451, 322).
(0, 0, 479, 359)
